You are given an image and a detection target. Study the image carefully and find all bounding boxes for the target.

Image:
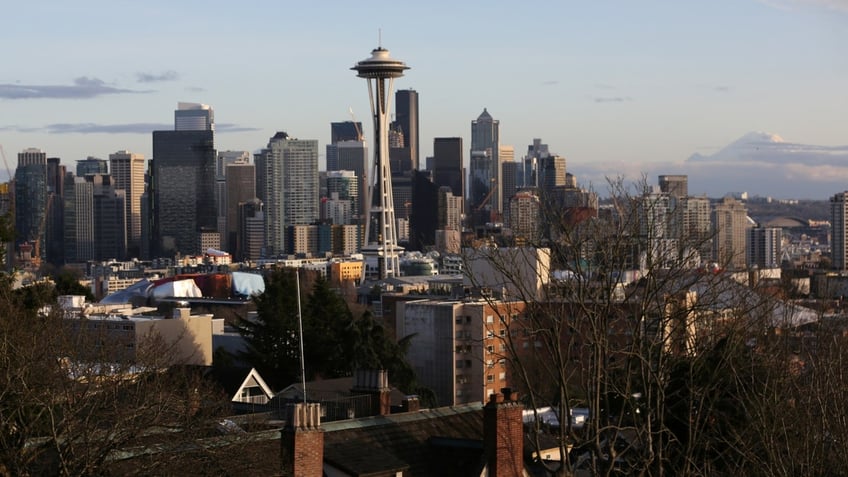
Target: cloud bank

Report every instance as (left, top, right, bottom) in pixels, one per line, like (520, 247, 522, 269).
(569, 132, 848, 200)
(0, 77, 153, 99)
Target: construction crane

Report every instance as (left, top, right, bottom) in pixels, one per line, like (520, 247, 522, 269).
(474, 177, 500, 223)
(349, 107, 364, 142)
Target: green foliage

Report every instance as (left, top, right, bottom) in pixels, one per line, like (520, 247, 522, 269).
(236, 268, 301, 390)
(239, 269, 419, 393)
(53, 267, 95, 302)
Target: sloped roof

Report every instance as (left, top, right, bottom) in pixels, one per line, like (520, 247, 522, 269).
(322, 404, 486, 476)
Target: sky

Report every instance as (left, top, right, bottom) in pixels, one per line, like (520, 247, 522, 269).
(1, 0, 846, 199)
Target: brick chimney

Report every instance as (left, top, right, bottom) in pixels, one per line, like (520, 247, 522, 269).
(401, 395, 420, 413)
(281, 403, 323, 477)
(351, 369, 391, 416)
(484, 387, 524, 477)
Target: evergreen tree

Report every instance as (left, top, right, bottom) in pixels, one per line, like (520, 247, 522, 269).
(236, 268, 301, 390)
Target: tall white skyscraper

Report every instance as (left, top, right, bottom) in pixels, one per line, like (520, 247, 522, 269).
(256, 132, 318, 257)
(175, 102, 214, 131)
(109, 150, 145, 255)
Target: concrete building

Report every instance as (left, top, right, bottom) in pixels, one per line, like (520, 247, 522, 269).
(463, 246, 551, 301)
(66, 306, 214, 366)
(712, 196, 750, 270)
(397, 298, 525, 407)
(509, 190, 541, 244)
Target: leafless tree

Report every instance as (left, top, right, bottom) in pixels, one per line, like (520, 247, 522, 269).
(462, 177, 824, 476)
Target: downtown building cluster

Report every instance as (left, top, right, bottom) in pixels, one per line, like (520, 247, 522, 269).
(4, 100, 794, 278)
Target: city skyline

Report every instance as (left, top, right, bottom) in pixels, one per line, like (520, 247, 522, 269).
(1, 1, 846, 199)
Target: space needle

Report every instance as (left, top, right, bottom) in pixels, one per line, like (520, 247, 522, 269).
(352, 46, 409, 280)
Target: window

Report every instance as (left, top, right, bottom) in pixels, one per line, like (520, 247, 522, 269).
(455, 317, 462, 324)
(456, 360, 463, 368)
(465, 359, 472, 368)
(487, 345, 494, 354)
(466, 316, 472, 323)
(486, 315, 494, 324)
(499, 372, 506, 380)
(499, 329, 506, 337)
(487, 330, 494, 339)
(487, 375, 494, 383)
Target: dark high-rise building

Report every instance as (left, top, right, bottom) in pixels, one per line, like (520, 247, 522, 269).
(225, 161, 256, 253)
(500, 161, 519, 226)
(15, 148, 48, 262)
(409, 170, 439, 251)
(46, 157, 66, 265)
(658, 174, 688, 199)
(151, 129, 216, 257)
(238, 199, 264, 261)
(64, 174, 126, 262)
(392, 89, 419, 173)
(330, 121, 363, 145)
(537, 154, 566, 197)
(432, 137, 464, 199)
(76, 156, 108, 177)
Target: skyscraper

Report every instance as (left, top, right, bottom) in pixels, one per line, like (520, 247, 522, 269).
(255, 132, 318, 257)
(352, 46, 409, 279)
(659, 174, 689, 199)
(747, 226, 782, 269)
(325, 170, 359, 222)
(225, 160, 256, 254)
(45, 157, 66, 265)
(432, 137, 464, 198)
(151, 127, 216, 257)
(76, 156, 108, 177)
(217, 151, 251, 250)
(15, 148, 47, 262)
(109, 150, 145, 256)
(831, 191, 848, 270)
(470, 109, 500, 227)
(393, 89, 419, 173)
(712, 196, 749, 270)
(175, 102, 214, 131)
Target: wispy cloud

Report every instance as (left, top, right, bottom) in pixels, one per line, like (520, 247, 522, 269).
(136, 70, 179, 83)
(37, 122, 262, 134)
(0, 77, 152, 100)
(594, 96, 632, 103)
(714, 85, 731, 93)
(216, 124, 263, 133)
(46, 123, 169, 134)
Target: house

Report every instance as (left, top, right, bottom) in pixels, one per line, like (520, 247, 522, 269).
(212, 367, 275, 410)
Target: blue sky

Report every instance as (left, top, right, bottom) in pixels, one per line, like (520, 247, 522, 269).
(1, 0, 846, 199)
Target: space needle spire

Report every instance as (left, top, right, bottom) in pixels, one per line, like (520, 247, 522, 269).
(352, 46, 409, 280)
